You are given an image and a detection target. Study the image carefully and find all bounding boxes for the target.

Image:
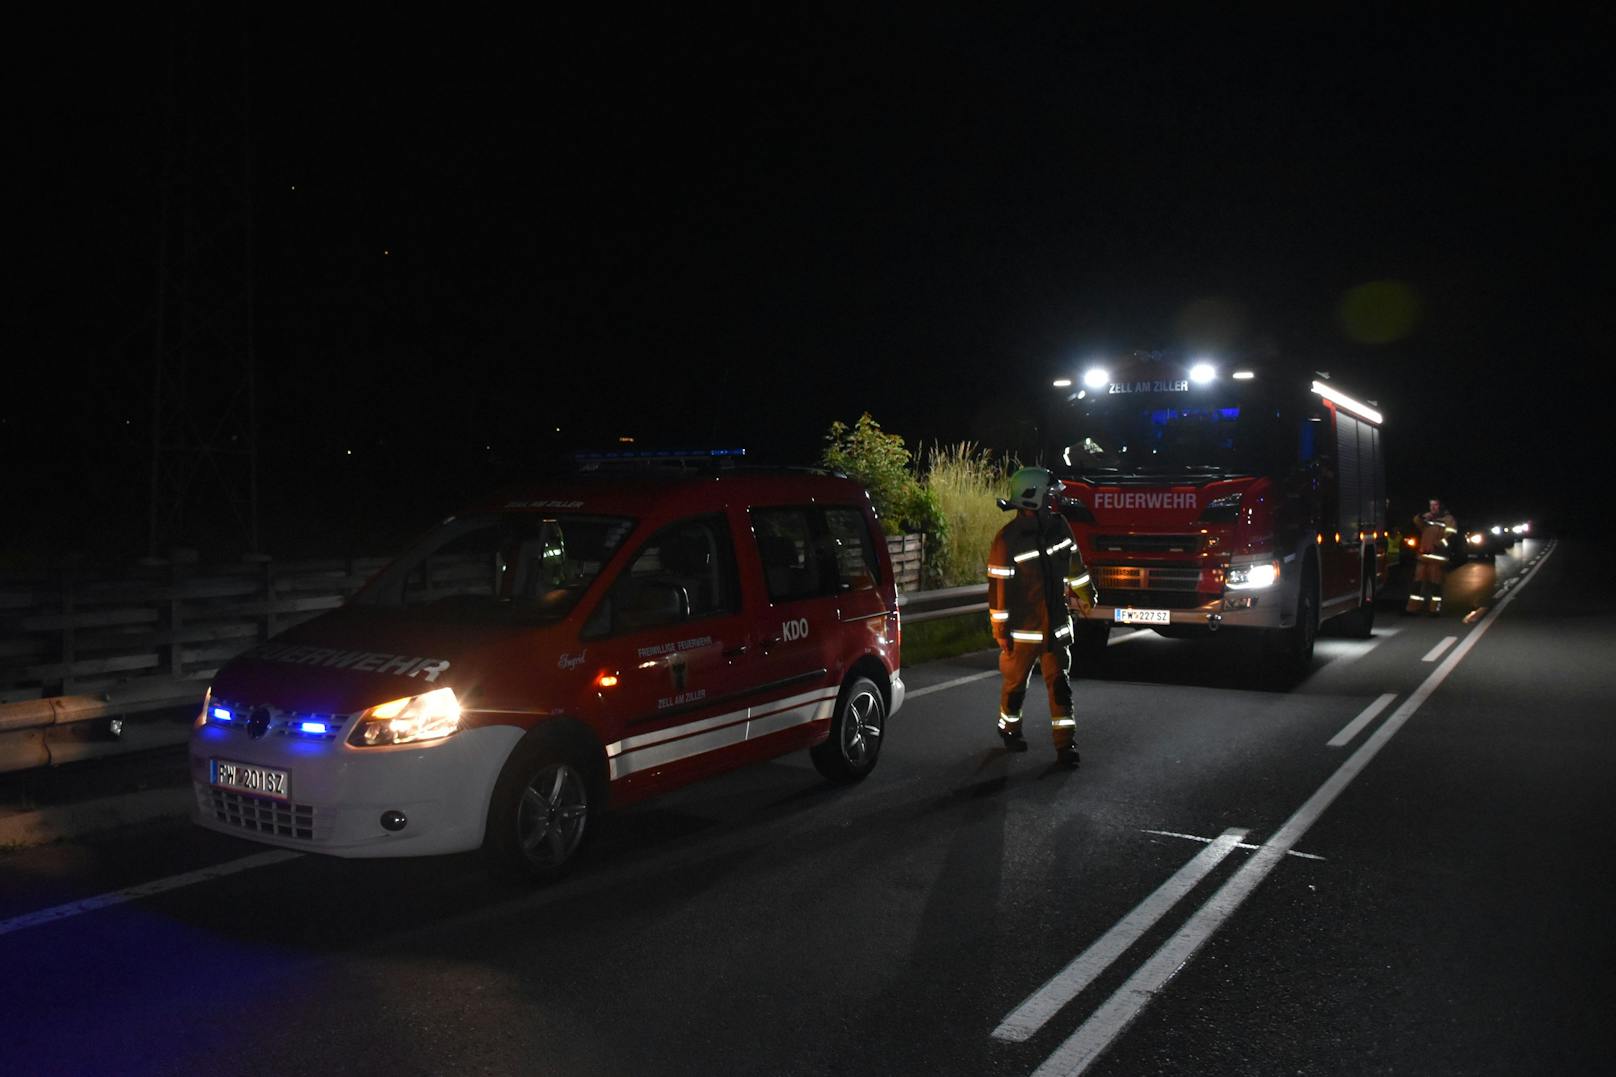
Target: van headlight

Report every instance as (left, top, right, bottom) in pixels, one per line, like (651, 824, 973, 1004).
(1227, 560, 1280, 590)
(349, 687, 462, 746)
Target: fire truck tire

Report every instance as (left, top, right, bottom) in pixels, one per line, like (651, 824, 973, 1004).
(1337, 561, 1377, 639)
(1071, 622, 1110, 676)
(811, 676, 885, 783)
(1264, 560, 1318, 678)
(483, 734, 601, 882)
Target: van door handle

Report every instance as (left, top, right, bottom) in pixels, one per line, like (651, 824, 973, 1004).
(722, 644, 749, 658)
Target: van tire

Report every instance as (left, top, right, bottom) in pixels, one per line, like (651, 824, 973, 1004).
(811, 676, 885, 783)
(483, 735, 598, 882)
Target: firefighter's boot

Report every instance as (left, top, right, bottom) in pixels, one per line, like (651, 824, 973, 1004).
(1057, 745, 1081, 768)
(998, 714, 1028, 752)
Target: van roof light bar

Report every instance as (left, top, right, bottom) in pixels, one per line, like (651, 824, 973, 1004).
(1310, 380, 1383, 424)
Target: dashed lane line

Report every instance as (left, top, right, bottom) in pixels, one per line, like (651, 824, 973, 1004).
(1327, 692, 1398, 748)
(1422, 636, 1458, 663)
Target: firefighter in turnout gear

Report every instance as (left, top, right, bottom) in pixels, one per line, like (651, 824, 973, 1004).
(1406, 498, 1458, 616)
(987, 467, 1099, 767)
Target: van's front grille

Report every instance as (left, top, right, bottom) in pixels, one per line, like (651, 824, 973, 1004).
(199, 785, 323, 841)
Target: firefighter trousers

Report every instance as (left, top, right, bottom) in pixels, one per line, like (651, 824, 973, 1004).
(998, 640, 1075, 749)
(1407, 563, 1446, 614)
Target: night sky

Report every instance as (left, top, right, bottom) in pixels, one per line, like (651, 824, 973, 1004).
(14, 8, 1612, 561)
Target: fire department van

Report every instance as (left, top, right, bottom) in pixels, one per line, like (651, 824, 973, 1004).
(189, 466, 905, 879)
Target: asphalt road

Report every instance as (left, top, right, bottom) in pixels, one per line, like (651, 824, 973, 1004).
(2, 537, 1610, 1077)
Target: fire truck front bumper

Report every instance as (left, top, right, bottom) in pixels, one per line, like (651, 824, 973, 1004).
(1085, 594, 1290, 632)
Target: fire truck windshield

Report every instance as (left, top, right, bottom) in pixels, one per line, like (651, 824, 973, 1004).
(1054, 395, 1289, 481)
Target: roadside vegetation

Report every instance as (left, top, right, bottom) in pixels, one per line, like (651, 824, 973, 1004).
(820, 416, 1019, 592)
(923, 441, 1017, 587)
(821, 413, 949, 586)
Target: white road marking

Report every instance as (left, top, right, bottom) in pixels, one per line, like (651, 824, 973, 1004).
(1422, 636, 1458, 663)
(1024, 540, 1557, 1076)
(1327, 692, 1397, 748)
(0, 850, 302, 938)
(1139, 828, 1327, 861)
(908, 670, 999, 699)
(992, 828, 1249, 1043)
(909, 628, 1144, 700)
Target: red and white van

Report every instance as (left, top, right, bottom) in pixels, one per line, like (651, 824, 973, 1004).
(189, 467, 905, 879)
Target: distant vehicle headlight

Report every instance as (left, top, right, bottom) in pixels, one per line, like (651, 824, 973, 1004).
(1467, 532, 1485, 546)
(349, 687, 462, 747)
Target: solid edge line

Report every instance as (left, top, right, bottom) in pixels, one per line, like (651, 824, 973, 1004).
(1029, 541, 1557, 1076)
(908, 670, 999, 700)
(0, 850, 302, 938)
(1326, 692, 1398, 748)
(991, 828, 1249, 1043)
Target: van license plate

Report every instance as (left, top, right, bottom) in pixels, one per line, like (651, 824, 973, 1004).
(1114, 608, 1171, 626)
(211, 759, 291, 800)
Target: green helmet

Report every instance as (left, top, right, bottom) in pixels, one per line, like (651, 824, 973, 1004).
(1006, 466, 1056, 511)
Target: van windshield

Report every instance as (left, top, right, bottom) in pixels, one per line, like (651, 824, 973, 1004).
(354, 513, 636, 622)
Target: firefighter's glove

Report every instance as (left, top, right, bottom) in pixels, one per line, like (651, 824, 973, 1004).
(1000, 638, 1013, 657)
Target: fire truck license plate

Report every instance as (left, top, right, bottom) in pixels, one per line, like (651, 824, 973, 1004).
(1114, 608, 1171, 626)
(210, 759, 291, 800)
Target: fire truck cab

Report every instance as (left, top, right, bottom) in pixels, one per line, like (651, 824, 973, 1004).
(1048, 355, 1388, 678)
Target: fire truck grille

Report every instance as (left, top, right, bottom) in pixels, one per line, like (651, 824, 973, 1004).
(1095, 565, 1204, 591)
(1092, 534, 1202, 555)
(198, 785, 323, 842)
(1109, 590, 1208, 610)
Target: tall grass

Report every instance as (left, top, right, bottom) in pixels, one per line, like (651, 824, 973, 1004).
(924, 441, 1018, 586)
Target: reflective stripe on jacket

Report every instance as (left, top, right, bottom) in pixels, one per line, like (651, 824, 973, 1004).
(1414, 511, 1457, 565)
(987, 512, 1091, 650)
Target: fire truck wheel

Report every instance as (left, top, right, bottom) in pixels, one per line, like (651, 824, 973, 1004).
(1264, 560, 1318, 678)
(1338, 568, 1377, 639)
(483, 736, 599, 882)
(812, 676, 885, 783)
(1070, 623, 1110, 677)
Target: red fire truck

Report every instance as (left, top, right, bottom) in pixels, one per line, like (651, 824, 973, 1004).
(1048, 354, 1388, 678)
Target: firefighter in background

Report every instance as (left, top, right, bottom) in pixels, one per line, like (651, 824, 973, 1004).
(987, 467, 1099, 767)
(1406, 497, 1458, 616)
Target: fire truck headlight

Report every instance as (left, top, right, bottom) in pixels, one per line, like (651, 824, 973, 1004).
(1189, 361, 1216, 384)
(349, 687, 462, 747)
(1227, 561, 1280, 590)
(1082, 367, 1110, 390)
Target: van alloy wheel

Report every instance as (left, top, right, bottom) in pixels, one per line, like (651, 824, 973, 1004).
(516, 762, 589, 870)
(812, 676, 885, 783)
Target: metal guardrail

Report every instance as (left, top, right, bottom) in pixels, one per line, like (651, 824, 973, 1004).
(0, 580, 989, 775)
